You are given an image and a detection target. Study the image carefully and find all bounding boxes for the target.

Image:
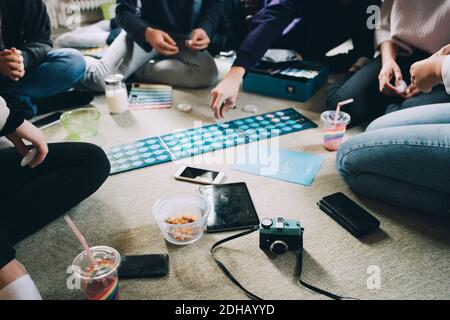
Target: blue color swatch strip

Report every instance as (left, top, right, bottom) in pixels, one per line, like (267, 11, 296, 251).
(106, 108, 317, 175)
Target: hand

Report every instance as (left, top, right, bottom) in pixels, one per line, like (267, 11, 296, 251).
(433, 44, 450, 56)
(0, 48, 25, 81)
(401, 83, 421, 99)
(410, 55, 445, 93)
(378, 59, 404, 96)
(6, 120, 48, 168)
(210, 67, 245, 119)
(144, 28, 179, 56)
(186, 28, 210, 51)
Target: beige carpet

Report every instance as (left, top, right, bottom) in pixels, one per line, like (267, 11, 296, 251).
(8, 60, 450, 300)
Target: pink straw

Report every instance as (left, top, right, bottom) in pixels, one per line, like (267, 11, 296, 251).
(64, 215, 99, 270)
(64, 215, 109, 286)
(333, 99, 354, 124)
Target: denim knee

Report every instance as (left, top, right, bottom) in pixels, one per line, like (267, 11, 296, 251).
(48, 49, 86, 85)
(335, 136, 364, 184)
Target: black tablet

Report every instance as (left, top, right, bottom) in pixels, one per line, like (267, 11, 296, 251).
(200, 183, 260, 233)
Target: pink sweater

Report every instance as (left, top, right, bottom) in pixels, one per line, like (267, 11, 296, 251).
(375, 0, 450, 55)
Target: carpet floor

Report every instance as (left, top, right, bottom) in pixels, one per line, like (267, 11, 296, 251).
(5, 60, 450, 300)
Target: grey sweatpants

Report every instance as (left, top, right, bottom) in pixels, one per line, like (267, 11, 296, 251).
(82, 31, 219, 92)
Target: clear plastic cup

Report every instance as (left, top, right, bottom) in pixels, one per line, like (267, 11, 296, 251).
(61, 108, 100, 140)
(320, 111, 351, 151)
(72, 246, 121, 300)
(153, 192, 210, 245)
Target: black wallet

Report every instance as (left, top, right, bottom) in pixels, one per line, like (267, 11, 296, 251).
(318, 193, 380, 238)
(119, 254, 169, 279)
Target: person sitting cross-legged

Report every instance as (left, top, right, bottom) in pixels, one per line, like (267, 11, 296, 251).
(327, 0, 450, 127)
(0, 0, 93, 119)
(82, 0, 224, 92)
(336, 50, 450, 215)
(0, 93, 110, 300)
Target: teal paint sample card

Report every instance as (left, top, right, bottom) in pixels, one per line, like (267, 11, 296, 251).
(233, 149, 324, 186)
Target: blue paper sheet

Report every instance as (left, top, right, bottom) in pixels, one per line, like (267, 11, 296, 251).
(233, 149, 324, 186)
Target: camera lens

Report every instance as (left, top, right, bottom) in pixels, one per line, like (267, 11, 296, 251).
(270, 240, 288, 255)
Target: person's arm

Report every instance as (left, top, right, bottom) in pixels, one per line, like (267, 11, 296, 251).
(0, 97, 11, 134)
(116, 0, 151, 51)
(374, 0, 393, 50)
(194, 0, 224, 40)
(0, 96, 24, 137)
(115, 0, 178, 55)
(0, 94, 48, 168)
(375, 0, 402, 96)
(19, 0, 52, 70)
(210, 0, 304, 119)
(378, 41, 403, 94)
(233, 0, 304, 71)
(443, 55, 450, 94)
(410, 54, 449, 94)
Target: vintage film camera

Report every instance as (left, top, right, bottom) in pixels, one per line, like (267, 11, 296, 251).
(259, 217, 303, 254)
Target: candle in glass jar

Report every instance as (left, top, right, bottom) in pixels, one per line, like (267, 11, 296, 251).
(104, 74, 129, 114)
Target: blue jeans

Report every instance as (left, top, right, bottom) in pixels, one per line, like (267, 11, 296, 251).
(336, 103, 450, 216)
(1, 49, 86, 117)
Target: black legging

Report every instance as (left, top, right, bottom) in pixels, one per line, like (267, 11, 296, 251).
(0, 143, 110, 269)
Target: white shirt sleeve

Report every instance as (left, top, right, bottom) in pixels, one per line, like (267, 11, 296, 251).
(0, 97, 11, 132)
(442, 55, 450, 95)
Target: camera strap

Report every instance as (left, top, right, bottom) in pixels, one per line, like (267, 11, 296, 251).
(211, 227, 263, 300)
(211, 227, 356, 300)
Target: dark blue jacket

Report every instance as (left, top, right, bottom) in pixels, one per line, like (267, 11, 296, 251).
(116, 0, 224, 51)
(0, 0, 52, 70)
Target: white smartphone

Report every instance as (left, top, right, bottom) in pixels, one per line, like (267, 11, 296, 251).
(174, 166, 225, 185)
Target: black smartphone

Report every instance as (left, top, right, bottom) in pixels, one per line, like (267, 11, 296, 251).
(118, 254, 169, 279)
(31, 112, 62, 129)
(318, 193, 380, 238)
(200, 182, 260, 233)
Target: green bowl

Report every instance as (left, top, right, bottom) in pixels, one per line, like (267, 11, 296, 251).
(61, 108, 100, 140)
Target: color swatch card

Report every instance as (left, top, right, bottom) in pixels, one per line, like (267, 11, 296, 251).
(160, 108, 317, 161)
(278, 68, 319, 79)
(233, 149, 324, 186)
(128, 83, 173, 110)
(107, 138, 172, 175)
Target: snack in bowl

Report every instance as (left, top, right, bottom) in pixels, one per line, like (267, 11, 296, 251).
(153, 192, 210, 245)
(165, 215, 199, 225)
(165, 215, 201, 242)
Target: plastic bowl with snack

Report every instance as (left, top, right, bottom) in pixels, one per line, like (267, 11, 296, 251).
(153, 192, 210, 245)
